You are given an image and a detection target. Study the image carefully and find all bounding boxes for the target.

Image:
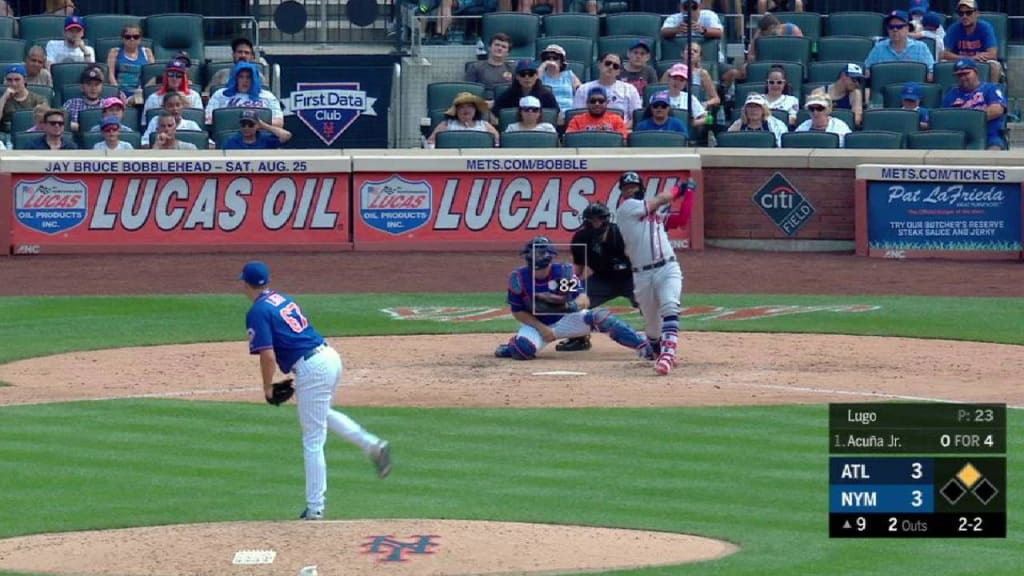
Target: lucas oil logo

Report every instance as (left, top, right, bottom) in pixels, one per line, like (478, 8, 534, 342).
(360, 175, 432, 235)
(285, 82, 377, 146)
(14, 176, 88, 235)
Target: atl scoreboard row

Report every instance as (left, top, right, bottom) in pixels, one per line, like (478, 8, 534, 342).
(829, 403, 1006, 538)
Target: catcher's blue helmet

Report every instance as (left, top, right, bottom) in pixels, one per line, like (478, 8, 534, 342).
(521, 235, 558, 269)
(620, 171, 644, 199)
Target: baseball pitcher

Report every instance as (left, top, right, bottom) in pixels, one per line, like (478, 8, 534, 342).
(241, 260, 392, 520)
(495, 236, 650, 360)
(614, 172, 696, 375)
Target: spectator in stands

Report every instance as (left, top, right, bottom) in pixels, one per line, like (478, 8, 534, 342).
(664, 63, 706, 124)
(93, 116, 133, 150)
(464, 33, 516, 102)
(757, 0, 803, 13)
(658, 41, 720, 110)
(504, 96, 557, 133)
(917, 11, 946, 49)
(727, 93, 788, 147)
(566, 86, 628, 137)
(425, 91, 500, 147)
(942, 0, 1001, 83)
(661, 1, 724, 42)
(537, 44, 580, 116)
(620, 39, 657, 97)
(516, 0, 561, 15)
(827, 63, 864, 129)
(62, 64, 105, 132)
(24, 108, 77, 149)
(222, 109, 292, 149)
(745, 13, 803, 65)
(151, 110, 197, 150)
(635, 91, 688, 137)
(795, 90, 851, 147)
(26, 103, 49, 132)
(492, 60, 559, 123)
(25, 47, 52, 87)
(142, 91, 204, 146)
(908, 1, 929, 34)
(900, 82, 930, 130)
(0, 1, 11, 16)
(207, 38, 267, 94)
(88, 97, 134, 133)
(0, 64, 48, 135)
(864, 11, 935, 84)
(47, 0, 75, 15)
(573, 53, 641, 129)
(106, 24, 154, 105)
(143, 58, 202, 118)
(206, 61, 284, 127)
(942, 58, 1006, 150)
(763, 65, 799, 128)
(45, 15, 95, 68)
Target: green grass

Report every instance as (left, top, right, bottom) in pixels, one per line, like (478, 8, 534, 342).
(0, 401, 1020, 576)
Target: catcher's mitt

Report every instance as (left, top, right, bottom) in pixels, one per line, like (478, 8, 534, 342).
(266, 378, 295, 406)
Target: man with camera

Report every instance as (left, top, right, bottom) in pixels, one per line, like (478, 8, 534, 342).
(556, 201, 640, 353)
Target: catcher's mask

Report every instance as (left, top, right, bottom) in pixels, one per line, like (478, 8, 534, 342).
(581, 201, 611, 232)
(521, 235, 558, 270)
(620, 171, 644, 199)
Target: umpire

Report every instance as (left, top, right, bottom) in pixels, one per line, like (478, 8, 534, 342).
(556, 201, 638, 352)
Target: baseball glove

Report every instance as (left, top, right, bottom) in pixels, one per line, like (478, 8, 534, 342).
(266, 378, 295, 406)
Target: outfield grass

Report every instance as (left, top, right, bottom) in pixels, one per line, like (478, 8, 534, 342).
(1, 293, 1021, 576)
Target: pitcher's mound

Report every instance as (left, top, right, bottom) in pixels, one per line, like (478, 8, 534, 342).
(0, 519, 738, 576)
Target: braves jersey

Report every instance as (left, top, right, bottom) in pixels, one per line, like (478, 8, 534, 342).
(616, 198, 674, 270)
(942, 82, 1007, 145)
(246, 290, 325, 373)
(507, 262, 583, 326)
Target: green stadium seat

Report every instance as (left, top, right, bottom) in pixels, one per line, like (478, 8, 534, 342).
(907, 130, 966, 150)
(754, 36, 813, 68)
(536, 35, 593, 64)
(210, 106, 268, 133)
(815, 36, 874, 65)
(0, 16, 13, 39)
(427, 82, 485, 114)
(774, 12, 822, 42)
(435, 130, 496, 149)
(564, 130, 624, 147)
(12, 109, 37, 133)
(144, 13, 205, 62)
(781, 131, 840, 148)
(861, 108, 919, 135)
(85, 15, 145, 43)
(928, 108, 987, 150)
(629, 130, 689, 147)
(844, 130, 904, 149)
(17, 15, 65, 46)
(882, 82, 943, 109)
(714, 131, 777, 148)
(214, 129, 240, 149)
(501, 130, 560, 148)
(934, 60, 990, 91)
(27, 84, 56, 107)
(542, 13, 598, 40)
(868, 61, 928, 107)
(605, 12, 663, 44)
(597, 35, 654, 62)
(0, 38, 25, 62)
(808, 61, 853, 84)
(94, 37, 154, 70)
(825, 12, 884, 38)
(482, 12, 541, 59)
(51, 62, 109, 102)
(979, 13, 1008, 66)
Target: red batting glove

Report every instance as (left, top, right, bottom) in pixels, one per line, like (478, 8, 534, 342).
(666, 179, 697, 229)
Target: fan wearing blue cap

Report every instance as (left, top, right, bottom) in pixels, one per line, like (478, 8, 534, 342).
(0, 64, 48, 136)
(942, 0, 1002, 84)
(239, 260, 392, 521)
(45, 15, 96, 67)
(635, 91, 688, 136)
(863, 10, 935, 85)
(621, 39, 658, 97)
(899, 82, 930, 130)
(93, 115, 134, 150)
(490, 59, 559, 124)
(941, 57, 1007, 150)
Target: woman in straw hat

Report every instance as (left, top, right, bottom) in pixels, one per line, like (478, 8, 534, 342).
(425, 91, 500, 148)
(795, 89, 851, 147)
(726, 92, 788, 147)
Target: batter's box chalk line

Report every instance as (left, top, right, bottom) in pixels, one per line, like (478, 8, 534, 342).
(232, 549, 276, 565)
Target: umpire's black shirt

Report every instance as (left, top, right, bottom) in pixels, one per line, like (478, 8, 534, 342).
(570, 223, 633, 280)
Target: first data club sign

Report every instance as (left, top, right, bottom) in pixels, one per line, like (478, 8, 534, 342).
(855, 165, 1023, 260)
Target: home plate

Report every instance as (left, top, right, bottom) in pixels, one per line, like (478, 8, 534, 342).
(532, 370, 588, 376)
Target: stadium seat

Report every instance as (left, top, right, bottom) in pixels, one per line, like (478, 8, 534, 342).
(542, 13, 599, 40)
(734, 83, 767, 110)
(482, 12, 541, 59)
(928, 108, 987, 150)
(598, 35, 654, 62)
(95, 37, 154, 68)
(12, 109, 37, 133)
(210, 106, 268, 133)
(564, 131, 624, 147)
(773, 12, 822, 42)
(145, 13, 205, 62)
(815, 36, 874, 64)
(771, 109, 791, 125)
(79, 107, 140, 133)
(0, 38, 24, 62)
(843, 130, 904, 149)
(148, 129, 209, 149)
(83, 130, 143, 149)
(427, 82, 485, 114)
(628, 130, 689, 147)
(660, 37, 718, 67)
(861, 109, 920, 135)
(435, 130, 496, 149)
(51, 62, 109, 101)
(714, 131, 776, 148)
(642, 82, 670, 105)
(13, 131, 75, 149)
(0, 16, 13, 39)
(825, 12, 885, 38)
(536, 35, 593, 64)
(498, 107, 558, 132)
(754, 37, 813, 68)
(85, 15, 145, 43)
(17, 15, 65, 45)
(501, 130, 559, 148)
(868, 61, 928, 107)
(808, 61, 851, 84)
(781, 131, 840, 148)
(979, 13, 1008, 68)
(604, 12, 663, 43)
(934, 60, 990, 90)
(566, 60, 588, 83)
(214, 129, 240, 149)
(907, 130, 966, 150)
(882, 82, 943, 110)
(492, 82, 512, 105)
(27, 84, 56, 107)
(919, 36, 937, 60)
(746, 61, 805, 84)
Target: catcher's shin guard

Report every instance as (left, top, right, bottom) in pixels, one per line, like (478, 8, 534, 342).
(497, 336, 537, 360)
(586, 308, 647, 352)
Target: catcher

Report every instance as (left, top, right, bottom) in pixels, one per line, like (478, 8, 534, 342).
(241, 260, 392, 521)
(494, 236, 651, 360)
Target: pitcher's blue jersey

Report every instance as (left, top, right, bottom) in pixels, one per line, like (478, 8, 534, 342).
(246, 290, 324, 373)
(507, 263, 583, 326)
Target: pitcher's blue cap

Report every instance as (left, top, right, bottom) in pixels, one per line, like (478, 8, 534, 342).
(240, 261, 270, 286)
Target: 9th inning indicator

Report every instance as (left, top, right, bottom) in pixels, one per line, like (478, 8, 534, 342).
(828, 403, 1006, 538)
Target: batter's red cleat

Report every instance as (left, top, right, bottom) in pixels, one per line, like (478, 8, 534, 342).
(655, 353, 675, 376)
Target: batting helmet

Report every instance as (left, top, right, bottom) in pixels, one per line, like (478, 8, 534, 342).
(521, 235, 558, 269)
(620, 171, 644, 199)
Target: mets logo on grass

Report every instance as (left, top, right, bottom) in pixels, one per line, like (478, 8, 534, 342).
(753, 172, 816, 236)
(360, 175, 433, 235)
(13, 176, 88, 235)
(284, 82, 377, 146)
(361, 535, 439, 562)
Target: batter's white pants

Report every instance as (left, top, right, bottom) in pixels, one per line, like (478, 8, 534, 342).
(632, 262, 683, 340)
(293, 345, 381, 512)
(515, 310, 594, 352)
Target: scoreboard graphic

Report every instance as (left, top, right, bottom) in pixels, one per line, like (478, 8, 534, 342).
(828, 403, 1007, 538)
